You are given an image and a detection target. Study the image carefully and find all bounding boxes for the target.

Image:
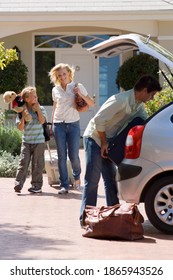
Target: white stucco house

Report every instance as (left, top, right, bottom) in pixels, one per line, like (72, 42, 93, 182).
(1, 0, 173, 134)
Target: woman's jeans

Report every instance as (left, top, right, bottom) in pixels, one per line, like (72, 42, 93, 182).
(53, 121, 81, 190)
(80, 137, 119, 222)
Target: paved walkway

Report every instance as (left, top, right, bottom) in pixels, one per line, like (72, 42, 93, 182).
(0, 149, 173, 260)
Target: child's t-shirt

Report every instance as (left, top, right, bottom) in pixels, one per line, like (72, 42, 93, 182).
(16, 106, 47, 144)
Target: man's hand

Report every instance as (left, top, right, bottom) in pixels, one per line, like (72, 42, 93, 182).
(97, 131, 108, 158)
(101, 142, 108, 158)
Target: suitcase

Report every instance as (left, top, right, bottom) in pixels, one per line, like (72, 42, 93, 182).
(44, 142, 74, 187)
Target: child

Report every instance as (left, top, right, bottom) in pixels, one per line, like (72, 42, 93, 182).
(14, 86, 47, 194)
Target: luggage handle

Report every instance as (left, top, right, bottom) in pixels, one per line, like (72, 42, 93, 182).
(99, 204, 121, 218)
(98, 204, 141, 223)
(46, 142, 53, 164)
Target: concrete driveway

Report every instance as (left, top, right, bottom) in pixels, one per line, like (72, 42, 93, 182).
(0, 149, 173, 260)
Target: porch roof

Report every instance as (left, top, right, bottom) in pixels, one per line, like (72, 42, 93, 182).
(0, 0, 173, 13)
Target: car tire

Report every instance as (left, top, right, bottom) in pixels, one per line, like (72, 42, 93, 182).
(145, 176, 173, 234)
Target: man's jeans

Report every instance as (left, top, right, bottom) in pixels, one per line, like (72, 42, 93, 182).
(53, 121, 81, 190)
(80, 137, 119, 221)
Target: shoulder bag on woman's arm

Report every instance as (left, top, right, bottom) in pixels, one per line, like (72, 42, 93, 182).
(74, 83, 89, 112)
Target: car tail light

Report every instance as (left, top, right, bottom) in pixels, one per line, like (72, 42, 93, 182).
(125, 125, 145, 159)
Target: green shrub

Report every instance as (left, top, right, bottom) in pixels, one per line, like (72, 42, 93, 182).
(0, 150, 19, 177)
(0, 59, 28, 93)
(116, 53, 159, 90)
(0, 42, 18, 70)
(145, 85, 173, 116)
(0, 123, 22, 155)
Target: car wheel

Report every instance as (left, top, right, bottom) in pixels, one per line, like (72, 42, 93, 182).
(145, 176, 173, 234)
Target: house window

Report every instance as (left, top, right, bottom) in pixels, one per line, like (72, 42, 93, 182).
(35, 35, 110, 49)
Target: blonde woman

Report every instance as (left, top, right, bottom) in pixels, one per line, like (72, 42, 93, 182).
(49, 63, 94, 194)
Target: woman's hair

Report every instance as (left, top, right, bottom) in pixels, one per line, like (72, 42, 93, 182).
(49, 63, 75, 86)
(21, 86, 36, 101)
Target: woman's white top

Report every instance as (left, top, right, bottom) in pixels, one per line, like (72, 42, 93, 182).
(52, 81, 88, 123)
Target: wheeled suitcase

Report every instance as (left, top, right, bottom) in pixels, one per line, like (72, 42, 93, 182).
(44, 142, 74, 187)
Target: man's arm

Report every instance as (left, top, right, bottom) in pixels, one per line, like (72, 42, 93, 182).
(97, 131, 108, 158)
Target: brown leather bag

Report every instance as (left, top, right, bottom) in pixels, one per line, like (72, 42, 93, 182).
(82, 203, 144, 240)
(74, 83, 89, 112)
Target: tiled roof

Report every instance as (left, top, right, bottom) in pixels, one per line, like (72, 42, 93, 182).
(0, 0, 173, 12)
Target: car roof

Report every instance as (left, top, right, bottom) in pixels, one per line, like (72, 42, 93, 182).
(88, 33, 173, 69)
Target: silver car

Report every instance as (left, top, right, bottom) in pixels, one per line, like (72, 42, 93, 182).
(88, 33, 173, 234)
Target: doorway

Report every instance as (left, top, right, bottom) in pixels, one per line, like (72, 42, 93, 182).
(56, 44, 97, 135)
(34, 34, 120, 135)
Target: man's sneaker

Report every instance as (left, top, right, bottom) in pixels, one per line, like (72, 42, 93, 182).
(73, 180, 81, 191)
(14, 186, 22, 193)
(28, 186, 42, 193)
(58, 187, 68, 194)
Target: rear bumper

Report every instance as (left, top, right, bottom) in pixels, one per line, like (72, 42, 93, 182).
(117, 158, 163, 203)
